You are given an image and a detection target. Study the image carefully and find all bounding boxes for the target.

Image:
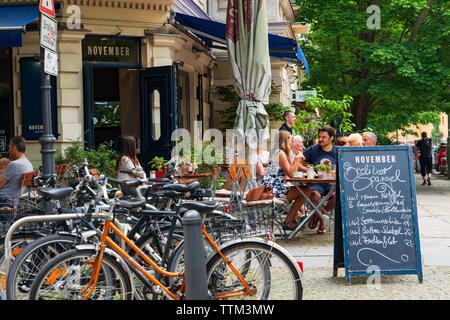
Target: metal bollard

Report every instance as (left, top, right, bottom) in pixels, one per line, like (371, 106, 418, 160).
(183, 210, 208, 300)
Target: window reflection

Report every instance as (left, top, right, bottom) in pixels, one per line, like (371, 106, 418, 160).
(152, 89, 161, 140)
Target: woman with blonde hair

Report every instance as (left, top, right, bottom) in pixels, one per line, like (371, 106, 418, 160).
(262, 131, 311, 230)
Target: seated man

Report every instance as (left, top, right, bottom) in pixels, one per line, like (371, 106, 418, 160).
(302, 126, 337, 234)
(0, 136, 34, 210)
(362, 132, 377, 146)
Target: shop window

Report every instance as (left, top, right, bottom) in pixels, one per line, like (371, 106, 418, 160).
(20, 57, 58, 140)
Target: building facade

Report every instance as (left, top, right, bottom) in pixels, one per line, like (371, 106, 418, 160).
(0, 0, 217, 169)
(0, 0, 306, 170)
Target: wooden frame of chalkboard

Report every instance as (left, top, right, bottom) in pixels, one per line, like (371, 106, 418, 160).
(337, 146, 423, 285)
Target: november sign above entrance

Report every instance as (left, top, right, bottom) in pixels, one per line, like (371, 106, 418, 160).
(82, 38, 140, 64)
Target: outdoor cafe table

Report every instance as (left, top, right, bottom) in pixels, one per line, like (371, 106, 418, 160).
(285, 176, 336, 239)
(174, 172, 213, 184)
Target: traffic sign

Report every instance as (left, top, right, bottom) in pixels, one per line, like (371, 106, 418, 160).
(39, 0, 56, 18)
(44, 49, 58, 76)
(40, 14, 57, 52)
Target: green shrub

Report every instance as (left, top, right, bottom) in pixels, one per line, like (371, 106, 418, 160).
(56, 137, 118, 177)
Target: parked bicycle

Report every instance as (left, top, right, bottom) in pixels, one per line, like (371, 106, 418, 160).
(27, 184, 303, 300)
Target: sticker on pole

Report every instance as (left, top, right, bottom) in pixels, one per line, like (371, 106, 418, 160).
(40, 14, 57, 52)
(44, 49, 58, 76)
(39, 0, 56, 18)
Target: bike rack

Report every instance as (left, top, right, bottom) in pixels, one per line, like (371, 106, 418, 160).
(3, 212, 108, 280)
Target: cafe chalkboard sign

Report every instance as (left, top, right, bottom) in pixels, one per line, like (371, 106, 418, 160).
(337, 146, 423, 284)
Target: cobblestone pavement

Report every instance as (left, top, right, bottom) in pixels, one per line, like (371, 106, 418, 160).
(277, 173, 450, 300)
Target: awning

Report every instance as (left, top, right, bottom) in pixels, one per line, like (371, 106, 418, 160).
(173, 12, 309, 74)
(173, 0, 211, 20)
(0, 4, 39, 48)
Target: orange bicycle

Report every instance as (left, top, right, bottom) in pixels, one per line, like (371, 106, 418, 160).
(28, 198, 303, 300)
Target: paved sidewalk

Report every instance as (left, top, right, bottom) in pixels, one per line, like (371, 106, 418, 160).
(278, 173, 450, 300)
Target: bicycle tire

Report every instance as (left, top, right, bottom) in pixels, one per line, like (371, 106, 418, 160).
(29, 248, 132, 300)
(130, 226, 184, 300)
(206, 239, 303, 300)
(6, 233, 79, 300)
(0, 232, 43, 299)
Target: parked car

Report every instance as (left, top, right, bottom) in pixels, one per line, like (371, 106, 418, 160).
(434, 143, 447, 175)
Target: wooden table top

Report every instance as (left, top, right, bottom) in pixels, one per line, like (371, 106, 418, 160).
(285, 177, 336, 184)
(174, 172, 213, 179)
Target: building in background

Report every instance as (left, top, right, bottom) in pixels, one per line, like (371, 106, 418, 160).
(0, 0, 216, 169)
(0, 0, 308, 169)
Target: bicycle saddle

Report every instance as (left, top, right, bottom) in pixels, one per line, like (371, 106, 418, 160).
(154, 189, 183, 199)
(115, 198, 147, 209)
(38, 187, 73, 200)
(180, 201, 219, 213)
(163, 181, 200, 193)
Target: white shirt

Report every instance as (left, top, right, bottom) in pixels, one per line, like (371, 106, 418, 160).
(117, 156, 146, 180)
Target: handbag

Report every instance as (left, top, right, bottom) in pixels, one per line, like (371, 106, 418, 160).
(245, 185, 274, 201)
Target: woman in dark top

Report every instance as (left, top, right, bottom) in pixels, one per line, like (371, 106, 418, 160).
(416, 132, 433, 185)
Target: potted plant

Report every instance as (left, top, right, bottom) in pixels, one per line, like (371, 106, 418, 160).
(148, 156, 166, 178)
(314, 164, 330, 178)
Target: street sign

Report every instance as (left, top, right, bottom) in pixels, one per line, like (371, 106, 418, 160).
(294, 90, 317, 102)
(40, 14, 57, 52)
(44, 49, 58, 76)
(39, 0, 56, 18)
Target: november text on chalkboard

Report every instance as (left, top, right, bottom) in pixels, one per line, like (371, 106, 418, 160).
(337, 146, 423, 284)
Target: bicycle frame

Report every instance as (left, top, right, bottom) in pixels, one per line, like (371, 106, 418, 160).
(80, 217, 255, 300)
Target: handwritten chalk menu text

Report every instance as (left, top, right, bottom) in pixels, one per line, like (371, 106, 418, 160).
(337, 146, 423, 283)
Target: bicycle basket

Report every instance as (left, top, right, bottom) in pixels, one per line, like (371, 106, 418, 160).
(0, 197, 48, 234)
(204, 208, 274, 243)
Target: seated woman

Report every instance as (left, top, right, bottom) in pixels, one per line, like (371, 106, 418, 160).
(115, 135, 146, 180)
(262, 131, 311, 231)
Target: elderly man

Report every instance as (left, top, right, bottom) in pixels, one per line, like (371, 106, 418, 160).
(0, 136, 33, 208)
(362, 132, 377, 146)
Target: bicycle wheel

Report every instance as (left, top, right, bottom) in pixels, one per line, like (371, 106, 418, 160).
(206, 239, 303, 300)
(0, 232, 42, 299)
(131, 227, 184, 300)
(29, 248, 132, 300)
(6, 233, 79, 300)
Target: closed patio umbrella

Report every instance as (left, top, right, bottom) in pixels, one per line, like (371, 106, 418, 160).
(226, 0, 271, 175)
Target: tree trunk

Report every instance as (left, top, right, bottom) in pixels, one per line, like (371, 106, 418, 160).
(351, 95, 370, 131)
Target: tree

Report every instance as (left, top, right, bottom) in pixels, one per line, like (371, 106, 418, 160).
(295, 0, 449, 132)
(292, 92, 354, 143)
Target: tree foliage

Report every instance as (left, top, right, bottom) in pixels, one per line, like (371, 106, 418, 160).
(292, 92, 354, 143)
(214, 84, 291, 129)
(295, 0, 450, 132)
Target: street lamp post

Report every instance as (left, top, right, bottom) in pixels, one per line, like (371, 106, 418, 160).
(39, 7, 57, 179)
(39, 67, 56, 179)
